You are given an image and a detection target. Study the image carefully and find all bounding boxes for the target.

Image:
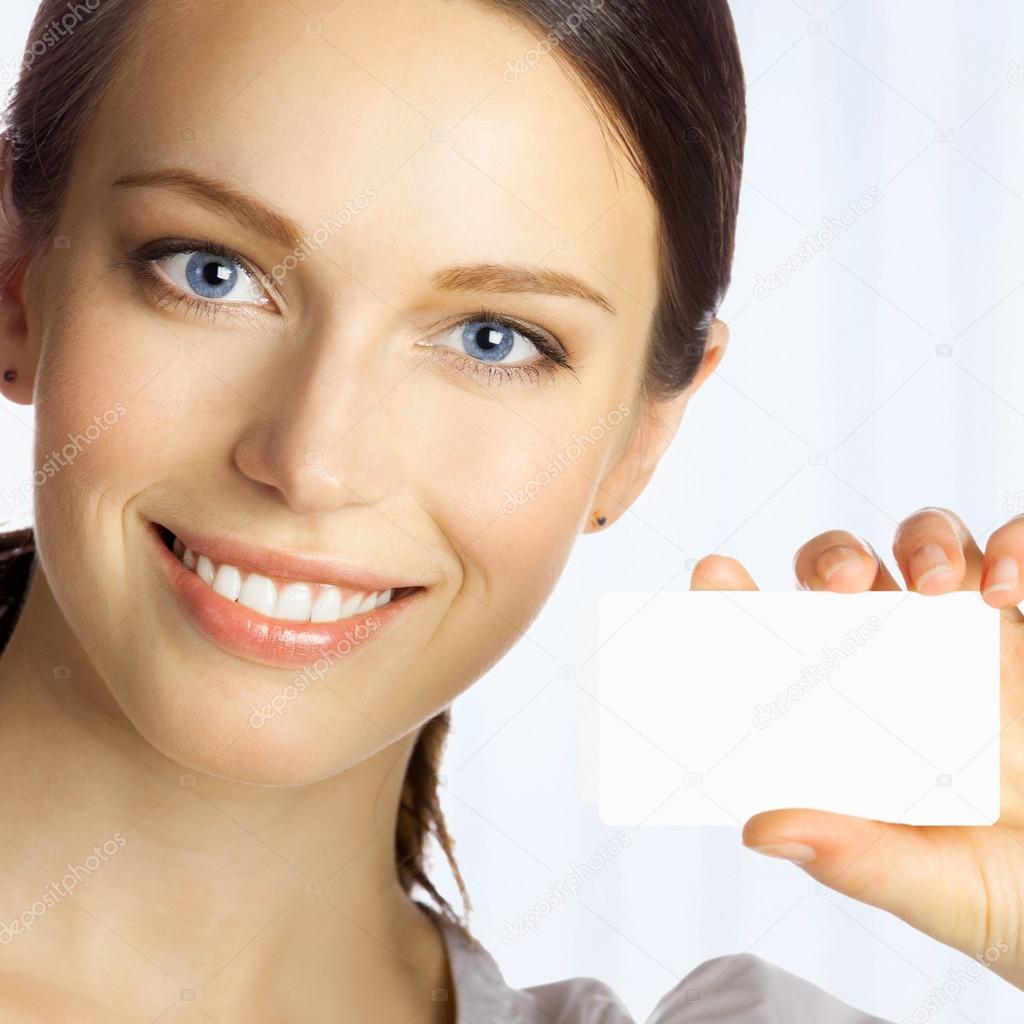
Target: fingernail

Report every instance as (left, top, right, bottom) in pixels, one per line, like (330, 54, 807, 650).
(982, 555, 1020, 598)
(909, 543, 953, 591)
(746, 841, 817, 864)
(816, 545, 860, 583)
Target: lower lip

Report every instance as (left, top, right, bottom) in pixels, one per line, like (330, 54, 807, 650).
(148, 520, 427, 668)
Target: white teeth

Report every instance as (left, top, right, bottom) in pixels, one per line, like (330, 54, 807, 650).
(212, 563, 242, 602)
(339, 590, 366, 618)
(275, 582, 313, 621)
(310, 585, 342, 623)
(196, 554, 215, 586)
(170, 534, 399, 623)
(238, 573, 277, 617)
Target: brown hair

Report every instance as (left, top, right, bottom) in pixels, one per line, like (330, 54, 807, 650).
(0, 0, 745, 933)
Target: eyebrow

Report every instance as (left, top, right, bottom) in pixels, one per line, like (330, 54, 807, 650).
(111, 168, 307, 250)
(432, 263, 616, 315)
(111, 168, 617, 314)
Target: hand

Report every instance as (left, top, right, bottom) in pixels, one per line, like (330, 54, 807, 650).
(691, 507, 1024, 992)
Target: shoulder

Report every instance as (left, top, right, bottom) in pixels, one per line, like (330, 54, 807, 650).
(646, 952, 897, 1024)
(422, 904, 896, 1024)
(512, 954, 895, 1024)
(521, 974, 635, 1022)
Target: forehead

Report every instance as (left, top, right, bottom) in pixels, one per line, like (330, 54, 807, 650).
(79, 0, 659, 311)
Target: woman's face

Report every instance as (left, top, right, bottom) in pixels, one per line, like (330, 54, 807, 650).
(11, 0, 711, 784)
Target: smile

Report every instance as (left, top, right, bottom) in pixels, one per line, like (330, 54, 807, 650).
(164, 529, 397, 624)
(148, 520, 427, 668)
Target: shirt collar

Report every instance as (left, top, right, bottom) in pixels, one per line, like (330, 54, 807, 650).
(416, 901, 541, 1023)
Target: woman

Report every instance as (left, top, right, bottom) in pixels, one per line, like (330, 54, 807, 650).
(0, 0, 1020, 1020)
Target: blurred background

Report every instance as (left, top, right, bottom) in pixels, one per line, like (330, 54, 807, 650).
(2, 0, 1023, 1019)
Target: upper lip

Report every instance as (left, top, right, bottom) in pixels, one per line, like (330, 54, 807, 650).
(155, 520, 428, 592)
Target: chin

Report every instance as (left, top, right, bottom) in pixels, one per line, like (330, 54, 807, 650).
(122, 688, 402, 787)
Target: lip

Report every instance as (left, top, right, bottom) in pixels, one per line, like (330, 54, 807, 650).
(148, 519, 428, 668)
(164, 521, 427, 592)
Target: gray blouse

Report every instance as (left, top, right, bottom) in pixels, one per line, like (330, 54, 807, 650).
(419, 903, 896, 1023)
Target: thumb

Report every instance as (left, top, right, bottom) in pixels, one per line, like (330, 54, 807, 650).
(741, 808, 947, 930)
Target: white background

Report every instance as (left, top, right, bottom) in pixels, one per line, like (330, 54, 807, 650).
(2, 1, 1024, 1020)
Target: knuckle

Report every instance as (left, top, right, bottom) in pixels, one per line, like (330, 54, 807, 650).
(692, 553, 732, 574)
(793, 530, 870, 584)
(893, 506, 965, 549)
(791, 538, 827, 576)
(802, 529, 859, 555)
(988, 514, 1024, 546)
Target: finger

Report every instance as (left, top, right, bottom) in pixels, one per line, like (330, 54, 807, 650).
(689, 555, 759, 592)
(980, 516, 1024, 620)
(742, 808, 955, 942)
(792, 530, 900, 592)
(891, 506, 982, 595)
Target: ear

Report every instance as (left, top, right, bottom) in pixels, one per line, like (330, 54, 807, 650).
(584, 318, 729, 532)
(0, 135, 34, 407)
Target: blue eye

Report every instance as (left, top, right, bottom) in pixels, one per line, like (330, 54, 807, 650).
(446, 318, 547, 366)
(157, 249, 270, 306)
(419, 308, 576, 386)
(124, 238, 576, 384)
(186, 252, 239, 299)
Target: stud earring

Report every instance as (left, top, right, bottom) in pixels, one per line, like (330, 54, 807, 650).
(2, 369, 15, 383)
(591, 513, 607, 528)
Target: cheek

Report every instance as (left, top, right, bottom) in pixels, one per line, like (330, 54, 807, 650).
(26, 273, 214, 626)
(405, 392, 616, 609)
(384, 402, 599, 711)
(32, 281, 215, 514)
(26, 312, 162, 644)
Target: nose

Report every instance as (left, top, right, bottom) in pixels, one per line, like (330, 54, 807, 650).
(232, 341, 401, 516)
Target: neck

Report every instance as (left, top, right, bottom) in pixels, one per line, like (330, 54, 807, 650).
(0, 563, 453, 1021)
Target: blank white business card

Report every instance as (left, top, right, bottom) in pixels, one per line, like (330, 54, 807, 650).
(590, 590, 1000, 827)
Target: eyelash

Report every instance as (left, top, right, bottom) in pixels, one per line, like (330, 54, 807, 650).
(117, 238, 578, 387)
